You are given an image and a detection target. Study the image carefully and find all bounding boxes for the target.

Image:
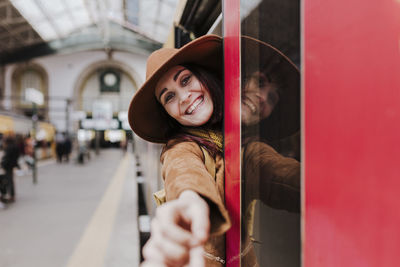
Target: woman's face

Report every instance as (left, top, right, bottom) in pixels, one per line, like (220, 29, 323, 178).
(155, 65, 214, 127)
(242, 71, 279, 125)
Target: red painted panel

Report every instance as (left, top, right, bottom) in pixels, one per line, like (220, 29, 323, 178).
(223, 0, 241, 266)
(304, 0, 400, 266)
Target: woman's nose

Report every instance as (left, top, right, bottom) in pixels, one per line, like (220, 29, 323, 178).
(255, 92, 267, 101)
(179, 91, 192, 104)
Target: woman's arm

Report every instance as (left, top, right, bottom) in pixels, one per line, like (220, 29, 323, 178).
(141, 190, 210, 267)
(244, 141, 300, 212)
(161, 141, 230, 234)
(142, 141, 230, 266)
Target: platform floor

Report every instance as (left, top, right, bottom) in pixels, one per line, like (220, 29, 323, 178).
(0, 149, 139, 267)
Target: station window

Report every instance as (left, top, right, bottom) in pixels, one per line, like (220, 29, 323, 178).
(20, 69, 44, 105)
(12, 64, 48, 119)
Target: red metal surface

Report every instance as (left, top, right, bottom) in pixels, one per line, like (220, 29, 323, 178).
(304, 0, 400, 266)
(223, 0, 241, 265)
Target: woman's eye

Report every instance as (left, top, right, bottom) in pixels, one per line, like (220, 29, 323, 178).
(164, 92, 175, 103)
(259, 78, 266, 87)
(181, 74, 191, 86)
(259, 75, 270, 87)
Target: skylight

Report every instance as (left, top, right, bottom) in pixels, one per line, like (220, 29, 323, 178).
(10, 0, 180, 44)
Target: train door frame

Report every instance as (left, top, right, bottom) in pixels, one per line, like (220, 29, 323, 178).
(223, 0, 241, 266)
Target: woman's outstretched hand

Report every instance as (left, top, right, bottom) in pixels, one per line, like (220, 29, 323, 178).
(141, 190, 210, 267)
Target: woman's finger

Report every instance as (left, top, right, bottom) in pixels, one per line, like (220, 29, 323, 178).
(153, 237, 190, 266)
(148, 216, 191, 266)
(155, 203, 194, 246)
(178, 191, 210, 245)
(187, 202, 210, 244)
(189, 245, 205, 267)
(142, 239, 166, 264)
(143, 236, 190, 267)
(140, 260, 167, 267)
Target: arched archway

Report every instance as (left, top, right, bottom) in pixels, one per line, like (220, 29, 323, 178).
(73, 60, 141, 111)
(11, 62, 49, 119)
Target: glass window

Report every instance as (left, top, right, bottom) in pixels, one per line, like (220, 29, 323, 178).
(20, 69, 43, 105)
(240, 0, 301, 266)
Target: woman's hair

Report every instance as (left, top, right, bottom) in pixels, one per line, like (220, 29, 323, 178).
(158, 63, 223, 157)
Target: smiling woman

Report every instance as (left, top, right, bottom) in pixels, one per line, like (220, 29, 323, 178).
(128, 35, 229, 266)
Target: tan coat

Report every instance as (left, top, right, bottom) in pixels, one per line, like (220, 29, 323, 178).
(160, 139, 300, 266)
(161, 141, 231, 266)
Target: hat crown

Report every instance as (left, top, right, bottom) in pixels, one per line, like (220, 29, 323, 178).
(146, 48, 178, 79)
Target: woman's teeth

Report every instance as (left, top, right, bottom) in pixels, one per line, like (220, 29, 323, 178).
(186, 97, 203, 114)
(243, 99, 257, 114)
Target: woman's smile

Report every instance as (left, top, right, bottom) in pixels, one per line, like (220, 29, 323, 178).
(185, 96, 204, 114)
(242, 96, 258, 114)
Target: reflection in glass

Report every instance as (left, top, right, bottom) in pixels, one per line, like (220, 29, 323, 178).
(240, 0, 301, 266)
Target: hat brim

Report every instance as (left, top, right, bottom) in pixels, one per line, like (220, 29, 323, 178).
(128, 35, 222, 143)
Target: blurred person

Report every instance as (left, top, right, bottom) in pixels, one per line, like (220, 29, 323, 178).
(15, 134, 26, 176)
(23, 134, 35, 169)
(77, 141, 90, 164)
(55, 132, 65, 163)
(39, 140, 49, 159)
(64, 136, 72, 162)
(0, 164, 7, 206)
(15, 134, 25, 157)
(1, 136, 20, 203)
(120, 138, 128, 153)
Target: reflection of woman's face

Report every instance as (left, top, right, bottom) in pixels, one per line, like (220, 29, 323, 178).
(242, 72, 279, 125)
(155, 65, 214, 127)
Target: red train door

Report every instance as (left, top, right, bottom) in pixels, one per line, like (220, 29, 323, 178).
(304, 0, 400, 266)
(224, 0, 400, 266)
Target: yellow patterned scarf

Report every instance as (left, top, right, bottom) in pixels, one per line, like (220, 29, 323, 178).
(184, 128, 223, 152)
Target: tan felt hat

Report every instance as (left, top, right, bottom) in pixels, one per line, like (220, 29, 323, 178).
(128, 34, 222, 143)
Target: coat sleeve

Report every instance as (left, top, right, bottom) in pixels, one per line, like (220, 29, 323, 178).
(243, 141, 301, 213)
(161, 141, 231, 235)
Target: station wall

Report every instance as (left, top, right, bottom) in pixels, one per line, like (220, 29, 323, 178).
(3, 49, 148, 132)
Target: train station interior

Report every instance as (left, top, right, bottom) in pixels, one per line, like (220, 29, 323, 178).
(3, 0, 398, 266)
(0, 0, 224, 266)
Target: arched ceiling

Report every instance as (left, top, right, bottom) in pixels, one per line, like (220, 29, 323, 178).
(0, 0, 180, 64)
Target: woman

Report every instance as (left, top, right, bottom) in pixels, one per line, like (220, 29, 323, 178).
(128, 35, 301, 266)
(1, 135, 20, 203)
(128, 35, 230, 266)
